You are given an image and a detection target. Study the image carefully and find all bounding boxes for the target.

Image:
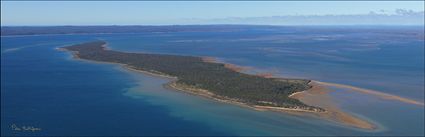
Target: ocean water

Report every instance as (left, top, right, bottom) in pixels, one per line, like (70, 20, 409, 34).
(1, 26, 424, 136)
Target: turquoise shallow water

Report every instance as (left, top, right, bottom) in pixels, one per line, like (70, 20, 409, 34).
(1, 26, 424, 136)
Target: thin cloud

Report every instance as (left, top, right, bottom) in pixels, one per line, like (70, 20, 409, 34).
(184, 9, 425, 25)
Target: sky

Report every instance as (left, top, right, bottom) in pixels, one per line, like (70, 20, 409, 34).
(1, 1, 424, 26)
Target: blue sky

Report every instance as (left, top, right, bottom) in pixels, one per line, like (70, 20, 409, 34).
(1, 1, 424, 26)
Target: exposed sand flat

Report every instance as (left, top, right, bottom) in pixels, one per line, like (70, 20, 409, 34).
(201, 57, 219, 63)
(290, 81, 377, 130)
(291, 80, 425, 130)
(315, 81, 424, 106)
(255, 72, 274, 78)
(223, 64, 249, 72)
(202, 57, 251, 72)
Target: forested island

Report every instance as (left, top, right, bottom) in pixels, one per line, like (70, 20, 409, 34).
(61, 41, 324, 112)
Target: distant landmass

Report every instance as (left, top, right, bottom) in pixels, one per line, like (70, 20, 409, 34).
(2, 25, 423, 36)
(1, 25, 261, 36)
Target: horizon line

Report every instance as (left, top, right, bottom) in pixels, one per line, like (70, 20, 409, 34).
(2, 24, 425, 27)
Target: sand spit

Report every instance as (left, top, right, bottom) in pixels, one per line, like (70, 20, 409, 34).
(290, 81, 377, 130)
(315, 81, 424, 106)
(255, 72, 274, 78)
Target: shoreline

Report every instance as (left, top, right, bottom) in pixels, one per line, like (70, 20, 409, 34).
(165, 81, 322, 113)
(59, 44, 423, 130)
(165, 78, 378, 130)
(59, 46, 325, 114)
(59, 46, 377, 130)
(58, 47, 177, 80)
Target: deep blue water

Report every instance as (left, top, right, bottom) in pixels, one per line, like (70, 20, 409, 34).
(1, 36, 230, 136)
(1, 26, 424, 136)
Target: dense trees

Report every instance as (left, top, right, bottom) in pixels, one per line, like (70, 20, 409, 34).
(64, 41, 324, 111)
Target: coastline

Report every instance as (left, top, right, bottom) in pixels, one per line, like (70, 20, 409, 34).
(58, 44, 400, 130)
(59, 46, 325, 114)
(165, 77, 378, 130)
(58, 47, 177, 80)
(165, 81, 322, 113)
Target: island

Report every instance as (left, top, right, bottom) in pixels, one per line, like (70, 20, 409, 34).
(61, 41, 322, 111)
(60, 41, 380, 130)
